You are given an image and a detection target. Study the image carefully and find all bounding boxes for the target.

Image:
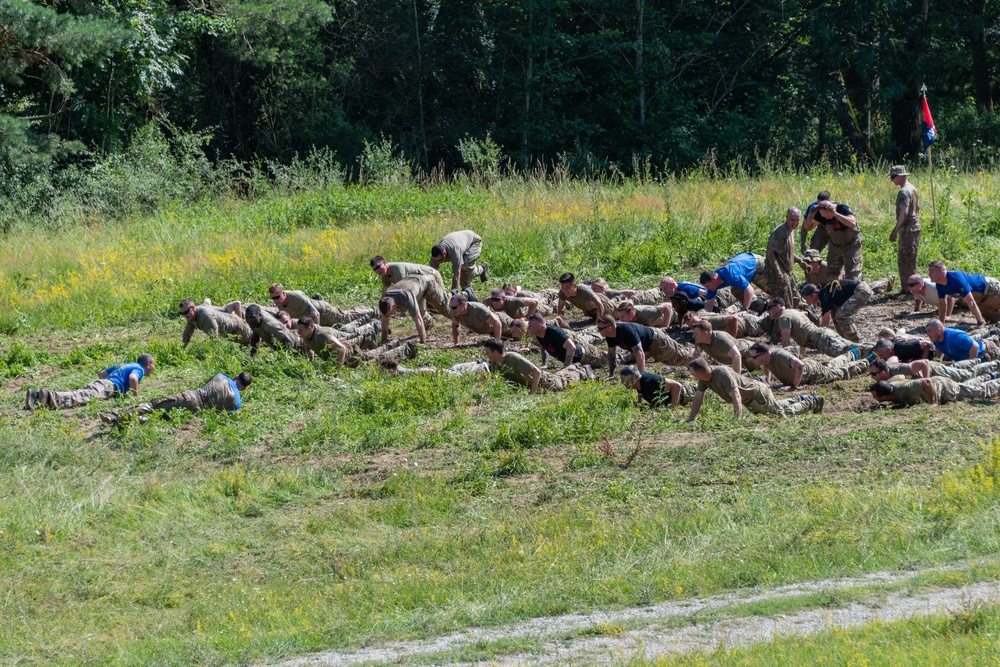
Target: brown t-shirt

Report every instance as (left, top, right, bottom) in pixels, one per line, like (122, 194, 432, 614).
(381, 262, 438, 290)
(456, 302, 511, 335)
(430, 230, 481, 275)
(886, 362, 916, 378)
(766, 222, 795, 273)
(778, 309, 815, 346)
(896, 183, 921, 230)
(496, 296, 536, 319)
(765, 347, 826, 385)
(698, 331, 741, 365)
(279, 291, 318, 319)
(563, 284, 615, 318)
(697, 366, 770, 405)
(892, 379, 932, 405)
(386, 275, 445, 318)
(632, 305, 669, 327)
(301, 325, 343, 360)
(252, 310, 301, 351)
(493, 351, 538, 387)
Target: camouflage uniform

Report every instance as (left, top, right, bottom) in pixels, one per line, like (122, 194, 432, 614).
(454, 302, 517, 338)
(386, 274, 451, 331)
(696, 330, 758, 371)
(778, 308, 857, 358)
(562, 284, 619, 319)
(697, 366, 821, 417)
(886, 359, 1000, 383)
(143, 373, 241, 414)
(430, 230, 484, 289)
(895, 182, 921, 291)
(46, 379, 117, 409)
(280, 290, 377, 327)
(493, 351, 593, 391)
(250, 310, 302, 352)
(765, 220, 800, 307)
(183, 307, 253, 346)
(765, 348, 868, 386)
(893, 376, 1000, 405)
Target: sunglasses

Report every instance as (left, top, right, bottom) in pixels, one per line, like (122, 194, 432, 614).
(180, 308, 192, 316)
(907, 282, 920, 287)
(490, 297, 503, 301)
(868, 371, 880, 376)
(270, 294, 282, 301)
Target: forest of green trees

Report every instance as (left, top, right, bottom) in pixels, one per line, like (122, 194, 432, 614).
(2, 0, 999, 224)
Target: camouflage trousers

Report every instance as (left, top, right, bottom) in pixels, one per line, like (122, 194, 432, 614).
(317, 303, 379, 327)
(346, 340, 417, 367)
(539, 363, 594, 391)
(397, 360, 490, 377)
(336, 322, 382, 350)
(869, 276, 896, 295)
(803, 358, 869, 385)
(570, 326, 604, 347)
(144, 389, 206, 414)
(458, 239, 485, 289)
(827, 238, 863, 281)
(929, 359, 1000, 382)
(937, 377, 1000, 403)
(831, 281, 873, 341)
(974, 278, 1000, 322)
(576, 342, 610, 369)
(805, 329, 856, 358)
(896, 226, 920, 293)
(627, 288, 663, 306)
(47, 379, 117, 409)
(744, 388, 822, 417)
(764, 263, 800, 309)
(649, 330, 698, 366)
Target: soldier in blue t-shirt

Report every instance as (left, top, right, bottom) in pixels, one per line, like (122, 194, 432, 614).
(928, 261, 1000, 325)
(699, 252, 766, 312)
(26, 355, 154, 410)
(925, 319, 1000, 362)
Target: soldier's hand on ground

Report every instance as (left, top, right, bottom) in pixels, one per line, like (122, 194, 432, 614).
(889, 231, 898, 243)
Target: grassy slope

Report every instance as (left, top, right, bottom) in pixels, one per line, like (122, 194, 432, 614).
(2, 171, 1000, 664)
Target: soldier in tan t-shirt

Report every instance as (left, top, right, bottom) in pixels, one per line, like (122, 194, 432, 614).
(767, 298, 859, 358)
(378, 273, 451, 343)
(269, 283, 376, 326)
(870, 375, 1000, 406)
(616, 299, 674, 328)
(750, 342, 867, 389)
(889, 166, 921, 294)
(685, 358, 823, 422)
(557, 272, 618, 320)
(179, 298, 253, 348)
(690, 320, 755, 373)
(482, 338, 593, 392)
(450, 292, 516, 343)
(764, 207, 802, 307)
(489, 288, 551, 319)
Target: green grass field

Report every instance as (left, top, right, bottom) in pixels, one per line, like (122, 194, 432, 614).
(3, 169, 1000, 665)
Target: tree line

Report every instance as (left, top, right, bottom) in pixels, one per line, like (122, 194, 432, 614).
(2, 0, 999, 192)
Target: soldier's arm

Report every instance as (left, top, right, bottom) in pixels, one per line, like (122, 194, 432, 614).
(685, 391, 706, 422)
(663, 379, 683, 408)
(631, 345, 645, 374)
(562, 338, 577, 367)
(413, 311, 428, 343)
(803, 206, 818, 231)
(128, 372, 141, 397)
(945, 295, 956, 319)
(704, 297, 716, 313)
(730, 388, 743, 419)
(325, 338, 348, 371)
(820, 310, 832, 327)
(741, 285, 755, 310)
(380, 314, 390, 343)
(250, 332, 262, 356)
(557, 295, 566, 316)
(722, 315, 739, 338)
(910, 359, 931, 378)
(965, 294, 986, 325)
(529, 367, 542, 394)
(891, 197, 907, 238)
(780, 324, 792, 348)
(523, 298, 539, 317)
(790, 357, 804, 390)
(912, 295, 923, 314)
(98, 368, 110, 379)
(182, 321, 195, 348)
(919, 378, 938, 405)
(938, 298, 948, 322)
(489, 314, 503, 340)
(307, 304, 322, 324)
(452, 319, 461, 346)
(381, 275, 392, 296)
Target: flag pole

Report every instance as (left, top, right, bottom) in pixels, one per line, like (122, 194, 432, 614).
(921, 83, 938, 232)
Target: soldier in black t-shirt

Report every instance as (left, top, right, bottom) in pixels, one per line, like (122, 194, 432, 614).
(596, 315, 697, 376)
(526, 314, 609, 368)
(620, 366, 696, 408)
(801, 190, 861, 280)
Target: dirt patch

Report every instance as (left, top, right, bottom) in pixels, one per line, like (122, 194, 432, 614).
(269, 559, 1000, 667)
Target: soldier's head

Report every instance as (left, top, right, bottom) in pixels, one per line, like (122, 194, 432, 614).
(558, 272, 577, 297)
(449, 291, 469, 315)
(873, 338, 896, 361)
(269, 283, 288, 307)
(817, 190, 831, 202)
(527, 313, 547, 336)
(699, 269, 722, 291)
(378, 297, 397, 317)
(803, 249, 823, 267)
(681, 311, 701, 328)
(868, 358, 892, 382)
(615, 300, 636, 322)
(670, 291, 694, 316)
(430, 244, 448, 262)
(766, 298, 786, 319)
(482, 337, 505, 363)
(928, 261, 947, 283)
(489, 287, 507, 310)
(295, 316, 315, 339)
(137, 354, 155, 375)
(690, 320, 713, 344)
(235, 371, 252, 390)
(370, 256, 389, 276)
(179, 298, 198, 321)
(907, 275, 927, 295)
(244, 304, 263, 328)
(889, 165, 909, 185)
(925, 319, 945, 342)
(814, 191, 836, 215)
(596, 315, 617, 338)
(687, 357, 713, 382)
(502, 282, 518, 296)
(800, 284, 821, 305)
(590, 277, 609, 294)
(748, 341, 771, 365)
(509, 318, 527, 340)
(276, 310, 293, 329)
(619, 365, 642, 390)
(659, 277, 678, 298)
(869, 380, 897, 402)
(785, 206, 801, 229)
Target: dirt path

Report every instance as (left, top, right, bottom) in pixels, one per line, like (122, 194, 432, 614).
(272, 561, 1000, 667)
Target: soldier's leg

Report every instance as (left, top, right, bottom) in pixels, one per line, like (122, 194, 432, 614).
(544, 363, 594, 390)
(46, 379, 116, 409)
(953, 379, 986, 401)
(576, 342, 609, 369)
(571, 326, 603, 346)
(841, 240, 863, 281)
(776, 394, 823, 416)
(444, 360, 490, 376)
(537, 371, 567, 391)
(146, 389, 205, 414)
(816, 360, 868, 383)
(869, 276, 896, 295)
(362, 341, 418, 366)
(975, 279, 1000, 322)
(897, 228, 920, 293)
(973, 378, 1000, 399)
(972, 360, 1000, 378)
(337, 321, 382, 350)
(832, 283, 872, 342)
(327, 306, 379, 326)
(648, 332, 697, 366)
(812, 330, 855, 358)
(825, 245, 846, 283)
